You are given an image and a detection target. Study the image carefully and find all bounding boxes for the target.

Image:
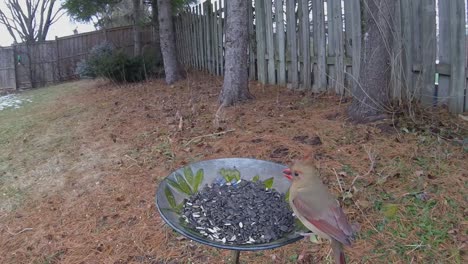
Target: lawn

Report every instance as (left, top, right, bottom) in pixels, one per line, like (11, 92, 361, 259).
(0, 74, 466, 263)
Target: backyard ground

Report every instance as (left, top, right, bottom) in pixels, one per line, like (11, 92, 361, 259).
(0, 73, 466, 264)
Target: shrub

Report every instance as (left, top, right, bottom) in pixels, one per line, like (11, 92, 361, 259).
(75, 42, 163, 83)
(75, 59, 95, 78)
(94, 51, 147, 83)
(75, 42, 114, 79)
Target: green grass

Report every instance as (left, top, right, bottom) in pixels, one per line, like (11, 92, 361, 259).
(0, 82, 84, 211)
(367, 192, 461, 262)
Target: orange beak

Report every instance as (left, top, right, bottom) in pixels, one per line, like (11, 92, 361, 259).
(283, 168, 293, 180)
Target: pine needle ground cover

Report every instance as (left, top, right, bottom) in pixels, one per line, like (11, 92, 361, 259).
(0, 73, 466, 263)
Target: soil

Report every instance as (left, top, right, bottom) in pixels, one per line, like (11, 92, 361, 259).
(0, 73, 466, 264)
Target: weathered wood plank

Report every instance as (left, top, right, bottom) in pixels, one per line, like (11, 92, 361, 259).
(182, 13, 187, 66)
(219, 0, 225, 75)
(248, 0, 256, 80)
(449, 0, 466, 113)
(220, 0, 225, 75)
(343, 0, 353, 92)
(255, 0, 267, 83)
(190, 10, 195, 68)
(300, 0, 311, 89)
(196, 6, 200, 69)
(327, 0, 344, 94)
(420, 0, 436, 106)
(400, 0, 413, 100)
(199, 4, 204, 70)
(411, 0, 423, 99)
(203, 2, 209, 72)
(286, 0, 298, 88)
(313, 0, 326, 91)
(214, 2, 219, 75)
(438, 0, 450, 105)
(276, 0, 286, 85)
(265, 0, 276, 84)
(210, 2, 218, 75)
(209, 2, 215, 74)
(391, 0, 403, 102)
(192, 7, 198, 69)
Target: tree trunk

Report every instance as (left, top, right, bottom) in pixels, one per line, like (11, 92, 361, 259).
(151, 0, 163, 62)
(219, 0, 253, 106)
(158, 0, 185, 84)
(133, 0, 142, 56)
(348, 0, 395, 122)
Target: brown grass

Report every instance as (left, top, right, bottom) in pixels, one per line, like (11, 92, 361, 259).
(0, 73, 466, 264)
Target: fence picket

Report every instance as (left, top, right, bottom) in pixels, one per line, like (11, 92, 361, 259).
(276, 0, 286, 85)
(421, 0, 437, 106)
(286, 0, 298, 88)
(313, 0, 327, 91)
(255, 0, 267, 84)
(449, 0, 467, 112)
(248, 1, 256, 80)
(265, 0, 275, 84)
(300, 0, 311, 89)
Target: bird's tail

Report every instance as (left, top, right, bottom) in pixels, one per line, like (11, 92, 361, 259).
(331, 239, 346, 264)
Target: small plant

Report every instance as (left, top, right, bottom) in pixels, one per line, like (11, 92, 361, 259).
(75, 42, 162, 83)
(75, 59, 95, 78)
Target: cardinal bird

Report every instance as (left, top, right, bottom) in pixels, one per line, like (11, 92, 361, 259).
(283, 157, 354, 264)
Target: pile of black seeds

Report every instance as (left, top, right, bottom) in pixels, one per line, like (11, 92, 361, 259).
(181, 180, 295, 245)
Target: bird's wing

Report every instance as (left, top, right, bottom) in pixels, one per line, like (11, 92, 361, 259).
(292, 194, 353, 246)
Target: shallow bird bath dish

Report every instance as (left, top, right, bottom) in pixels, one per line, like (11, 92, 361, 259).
(156, 158, 305, 263)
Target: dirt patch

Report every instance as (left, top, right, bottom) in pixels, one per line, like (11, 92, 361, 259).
(0, 73, 466, 264)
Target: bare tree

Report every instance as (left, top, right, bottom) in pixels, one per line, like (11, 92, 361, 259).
(348, 0, 396, 122)
(0, 0, 63, 44)
(218, 0, 253, 106)
(158, 0, 185, 84)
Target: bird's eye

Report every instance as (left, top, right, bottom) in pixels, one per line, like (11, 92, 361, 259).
(294, 172, 299, 177)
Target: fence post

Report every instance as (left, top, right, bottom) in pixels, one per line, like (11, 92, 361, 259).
(449, 0, 467, 113)
(204, 2, 212, 74)
(13, 46, 18, 90)
(55, 36, 61, 82)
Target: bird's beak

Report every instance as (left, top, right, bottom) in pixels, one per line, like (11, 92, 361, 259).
(283, 168, 293, 180)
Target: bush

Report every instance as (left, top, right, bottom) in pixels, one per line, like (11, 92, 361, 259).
(75, 42, 114, 79)
(75, 42, 163, 83)
(75, 59, 96, 78)
(96, 51, 146, 83)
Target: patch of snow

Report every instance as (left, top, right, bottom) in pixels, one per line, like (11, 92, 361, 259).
(0, 94, 32, 111)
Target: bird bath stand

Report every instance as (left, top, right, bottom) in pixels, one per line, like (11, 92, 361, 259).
(156, 158, 305, 264)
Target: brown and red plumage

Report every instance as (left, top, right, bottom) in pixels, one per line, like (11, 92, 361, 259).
(283, 157, 354, 264)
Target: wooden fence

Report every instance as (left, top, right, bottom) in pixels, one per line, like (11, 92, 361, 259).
(175, 0, 468, 113)
(0, 25, 153, 90)
(0, 47, 16, 92)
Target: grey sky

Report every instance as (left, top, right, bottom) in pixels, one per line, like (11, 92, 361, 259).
(0, 1, 95, 47)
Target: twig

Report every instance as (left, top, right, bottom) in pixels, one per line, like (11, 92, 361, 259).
(5, 227, 33, 236)
(353, 201, 379, 233)
(332, 168, 344, 193)
(183, 129, 235, 147)
(351, 146, 376, 186)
